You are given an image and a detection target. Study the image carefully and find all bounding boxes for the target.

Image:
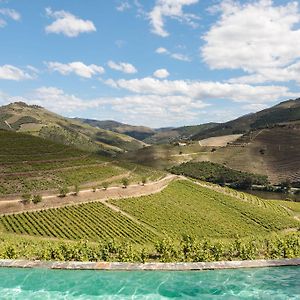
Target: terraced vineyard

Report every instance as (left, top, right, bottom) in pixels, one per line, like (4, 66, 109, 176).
(0, 202, 157, 244)
(111, 180, 300, 239)
(0, 130, 165, 195)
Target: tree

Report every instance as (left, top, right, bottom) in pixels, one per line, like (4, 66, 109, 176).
(122, 178, 129, 188)
(141, 177, 147, 186)
(21, 193, 32, 204)
(102, 182, 109, 190)
(73, 184, 80, 196)
(236, 176, 253, 190)
(59, 186, 69, 197)
(32, 195, 42, 204)
(280, 179, 292, 194)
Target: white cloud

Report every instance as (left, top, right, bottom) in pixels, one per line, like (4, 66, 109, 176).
(45, 8, 96, 37)
(170, 53, 191, 62)
(116, 1, 131, 12)
(153, 68, 170, 78)
(149, 0, 199, 37)
(203, 0, 300, 84)
(0, 8, 20, 27)
(107, 60, 137, 74)
(105, 77, 299, 104)
(46, 61, 105, 78)
(0, 65, 33, 80)
(156, 47, 168, 54)
(0, 87, 210, 126)
(155, 47, 191, 62)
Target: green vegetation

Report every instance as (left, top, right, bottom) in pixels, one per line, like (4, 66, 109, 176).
(0, 130, 164, 196)
(169, 162, 268, 187)
(32, 195, 42, 204)
(111, 180, 299, 239)
(0, 202, 157, 244)
(0, 232, 298, 262)
(0, 102, 145, 154)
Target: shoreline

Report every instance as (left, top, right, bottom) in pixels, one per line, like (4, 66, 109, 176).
(0, 258, 299, 271)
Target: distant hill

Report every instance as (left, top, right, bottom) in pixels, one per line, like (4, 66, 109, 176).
(76, 118, 155, 141)
(192, 98, 300, 140)
(143, 123, 219, 144)
(78, 118, 219, 144)
(0, 102, 145, 154)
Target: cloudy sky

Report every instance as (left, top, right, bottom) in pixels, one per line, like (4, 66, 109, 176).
(0, 0, 300, 127)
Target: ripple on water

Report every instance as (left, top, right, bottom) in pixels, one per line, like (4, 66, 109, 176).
(0, 267, 299, 299)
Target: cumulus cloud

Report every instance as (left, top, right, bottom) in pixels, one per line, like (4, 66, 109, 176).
(45, 8, 96, 37)
(203, 0, 300, 85)
(149, 0, 199, 37)
(155, 47, 191, 62)
(153, 68, 170, 78)
(46, 61, 105, 78)
(107, 60, 137, 74)
(116, 1, 131, 12)
(0, 8, 20, 27)
(105, 77, 299, 104)
(0, 65, 33, 80)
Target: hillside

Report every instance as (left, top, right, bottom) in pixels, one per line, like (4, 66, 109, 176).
(0, 130, 165, 196)
(144, 123, 219, 144)
(0, 102, 145, 154)
(193, 125, 300, 184)
(192, 98, 300, 140)
(77, 118, 155, 141)
(1, 180, 299, 244)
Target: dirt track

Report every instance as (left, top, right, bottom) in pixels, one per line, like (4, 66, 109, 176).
(0, 174, 177, 215)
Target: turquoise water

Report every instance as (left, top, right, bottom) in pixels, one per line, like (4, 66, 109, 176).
(0, 266, 299, 299)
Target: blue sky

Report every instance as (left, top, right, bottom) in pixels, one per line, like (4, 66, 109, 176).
(0, 0, 300, 127)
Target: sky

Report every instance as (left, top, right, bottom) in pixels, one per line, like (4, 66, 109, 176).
(0, 0, 300, 128)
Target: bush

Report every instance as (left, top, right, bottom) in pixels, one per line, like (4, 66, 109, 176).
(141, 177, 147, 186)
(122, 178, 129, 188)
(92, 186, 97, 192)
(32, 195, 42, 204)
(21, 193, 32, 204)
(59, 186, 69, 197)
(102, 182, 109, 190)
(73, 185, 80, 196)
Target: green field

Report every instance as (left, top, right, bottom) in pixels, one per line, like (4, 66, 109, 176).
(1, 180, 299, 244)
(110, 180, 300, 239)
(0, 130, 166, 195)
(0, 202, 157, 244)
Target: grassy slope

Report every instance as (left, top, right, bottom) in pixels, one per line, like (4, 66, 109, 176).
(1, 180, 299, 244)
(0, 130, 165, 195)
(0, 102, 145, 154)
(111, 180, 300, 239)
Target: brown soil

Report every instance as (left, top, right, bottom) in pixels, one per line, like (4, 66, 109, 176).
(0, 174, 177, 215)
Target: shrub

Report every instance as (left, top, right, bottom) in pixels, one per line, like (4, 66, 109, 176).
(73, 185, 80, 196)
(21, 193, 32, 204)
(102, 182, 109, 190)
(122, 178, 129, 188)
(59, 186, 69, 197)
(32, 195, 42, 204)
(141, 177, 147, 186)
(92, 186, 97, 192)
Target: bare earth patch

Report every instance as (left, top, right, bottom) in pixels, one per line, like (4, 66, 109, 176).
(199, 134, 243, 147)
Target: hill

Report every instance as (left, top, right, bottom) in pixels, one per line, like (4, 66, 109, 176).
(0, 130, 165, 196)
(144, 123, 219, 144)
(192, 98, 300, 140)
(197, 125, 300, 184)
(2, 180, 299, 244)
(0, 102, 145, 154)
(76, 118, 155, 141)
(78, 117, 219, 144)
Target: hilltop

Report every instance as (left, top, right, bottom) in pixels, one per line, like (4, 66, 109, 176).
(191, 98, 300, 140)
(0, 102, 145, 154)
